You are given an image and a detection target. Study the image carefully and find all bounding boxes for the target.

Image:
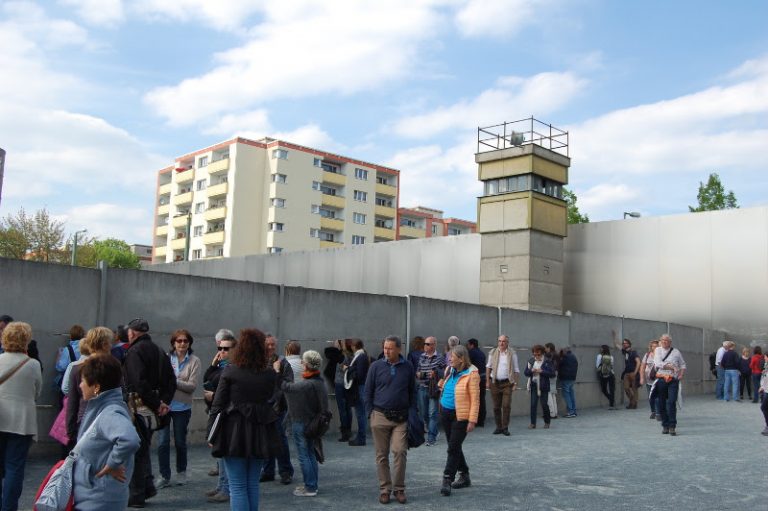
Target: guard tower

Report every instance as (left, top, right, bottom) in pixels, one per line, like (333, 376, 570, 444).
(476, 118, 570, 313)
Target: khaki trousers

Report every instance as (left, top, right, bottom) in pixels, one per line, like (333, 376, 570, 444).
(623, 373, 638, 408)
(370, 410, 408, 494)
(489, 380, 512, 429)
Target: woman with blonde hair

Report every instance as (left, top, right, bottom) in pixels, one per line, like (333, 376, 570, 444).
(0, 322, 42, 511)
(438, 345, 479, 496)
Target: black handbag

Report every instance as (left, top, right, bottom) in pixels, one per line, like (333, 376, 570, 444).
(305, 410, 333, 439)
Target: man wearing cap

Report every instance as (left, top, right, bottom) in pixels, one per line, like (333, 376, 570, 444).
(260, 333, 294, 485)
(365, 335, 415, 505)
(123, 318, 176, 508)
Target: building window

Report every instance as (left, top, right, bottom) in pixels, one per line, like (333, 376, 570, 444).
(311, 204, 320, 214)
(375, 218, 393, 229)
(321, 162, 340, 174)
(271, 198, 286, 208)
(401, 218, 417, 228)
(272, 148, 288, 160)
(375, 197, 393, 207)
(310, 228, 319, 238)
(272, 173, 287, 184)
(376, 175, 388, 185)
(269, 222, 284, 232)
(193, 226, 203, 237)
(196, 179, 207, 191)
(312, 181, 321, 191)
(351, 235, 365, 245)
(192, 249, 202, 259)
(319, 208, 336, 219)
(198, 156, 208, 168)
(319, 231, 335, 242)
(353, 212, 366, 224)
(432, 224, 438, 235)
(268, 247, 283, 254)
(313, 158, 322, 167)
(353, 190, 367, 202)
(216, 247, 224, 257)
(449, 228, 462, 235)
(355, 168, 369, 180)
(194, 202, 205, 214)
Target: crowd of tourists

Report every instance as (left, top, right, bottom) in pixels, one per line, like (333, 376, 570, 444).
(1, 312, 767, 511)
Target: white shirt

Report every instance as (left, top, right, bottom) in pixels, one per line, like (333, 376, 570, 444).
(654, 346, 687, 378)
(715, 346, 726, 366)
(486, 349, 520, 380)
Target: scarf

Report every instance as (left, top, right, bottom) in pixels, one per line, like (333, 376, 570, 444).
(303, 369, 320, 379)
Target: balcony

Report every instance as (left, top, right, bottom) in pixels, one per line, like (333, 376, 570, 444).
(173, 192, 192, 206)
(375, 205, 396, 218)
(170, 237, 187, 250)
(207, 182, 228, 198)
(322, 170, 346, 187)
(320, 217, 344, 232)
(155, 225, 168, 237)
(375, 182, 397, 196)
(374, 227, 395, 240)
(399, 225, 426, 239)
(157, 204, 170, 216)
(320, 240, 342, 249)
(321, 194, 345, 209)
(204, 206, 227, 221)
(207, 158, 229, 175)
(171, 215, 190, 228)
(176, 170, 194, 184)
(154, 246, 166, 258)
(204, 230, 225, 245)
(158, 183, 172, 195)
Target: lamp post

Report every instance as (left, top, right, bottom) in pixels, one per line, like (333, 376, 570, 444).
(70, 229, 87, 266)
(623, 212, 641, 219)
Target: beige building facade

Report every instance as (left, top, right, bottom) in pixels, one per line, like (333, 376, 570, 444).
(153, 137, 400, 263)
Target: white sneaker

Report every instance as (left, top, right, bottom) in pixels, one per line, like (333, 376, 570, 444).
(156, 478, 173, 489)
(176, 472, 188, 485)
(293, 487, 318, 497)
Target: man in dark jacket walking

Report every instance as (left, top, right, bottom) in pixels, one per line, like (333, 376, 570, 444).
(466, 339, 487, 427)
(558, 347, 579, 417)
(124, 318, 176, 508)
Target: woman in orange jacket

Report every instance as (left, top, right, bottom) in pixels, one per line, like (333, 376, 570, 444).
(437, 345, 480, 496)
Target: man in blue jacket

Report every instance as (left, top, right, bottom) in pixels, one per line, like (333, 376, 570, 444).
(558, 347, 579, 417)
(364, 335, 415, 505)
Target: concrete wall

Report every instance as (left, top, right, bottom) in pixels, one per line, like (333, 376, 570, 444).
(0, 257, 725, 448)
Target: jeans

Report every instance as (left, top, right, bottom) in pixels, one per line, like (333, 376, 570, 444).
(560, 379, 576, 415)
(715, 366, 725, 399)
(157, 409, 191, 480)
(646, 384, 660, 415)
(440, 408, 468, 480)
(599, 374, 615, 407)
(261, 411, 293, 478)
(0, 432, 33, 511)
(656, 378, 679, 428)
(752, 374, 762, 403)
(351, 383, 367, 443)
(224, 457, 264, 511)
(291, 421, 318, 492)
(724, 369, 740, 401)
(417, 385, 439, 442)
(217, 458, 229, 495)
(334, 382, 352, 433)
(529, 382, 551, 426)
(129, 415, 155, 503)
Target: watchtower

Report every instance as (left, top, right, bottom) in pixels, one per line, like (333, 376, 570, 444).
(476, 118, 569, 313)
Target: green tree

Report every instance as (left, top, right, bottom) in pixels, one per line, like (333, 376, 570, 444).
(689, 172, 738, 212)
(0, 207, 65, 261)
(90, 238, 141, 269)
(563, 188, 590, 224)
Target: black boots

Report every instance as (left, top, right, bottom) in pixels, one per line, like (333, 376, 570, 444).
(440, 477, 452, 496)
(451, 472, 471, 489)
(338, 428, 351, 442)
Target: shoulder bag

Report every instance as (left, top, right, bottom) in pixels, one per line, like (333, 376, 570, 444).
(0, 357, 31, 386)
(650, 348, 675, 380)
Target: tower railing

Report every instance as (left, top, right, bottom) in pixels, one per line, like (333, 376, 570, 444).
(477, 117, 568, 157)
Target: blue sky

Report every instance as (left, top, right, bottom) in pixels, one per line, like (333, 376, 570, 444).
(1, 0, 767, 244)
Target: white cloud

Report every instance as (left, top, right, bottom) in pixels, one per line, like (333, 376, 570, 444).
(392, 72, 587, 139)
(273, 124, 335, 150)
(60, 203, 152, 243)
(60, 0, 125, 27)
(144, 0, 446, 126)
(579, 183, 639, 212)
(133, 0, 266, 32)
(203, 110, 272, 137)
(454, 0, 552, 38)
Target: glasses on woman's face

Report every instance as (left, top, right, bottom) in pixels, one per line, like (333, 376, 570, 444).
(218, 346, 230, 352)
(424, 343, 435, 346)
(175, 338, 190, 344)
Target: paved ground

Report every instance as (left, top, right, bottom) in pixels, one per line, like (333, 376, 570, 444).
(19, 395, 766, 510)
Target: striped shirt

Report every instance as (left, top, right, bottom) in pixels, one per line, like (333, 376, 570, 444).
(417, 352, 446, 387)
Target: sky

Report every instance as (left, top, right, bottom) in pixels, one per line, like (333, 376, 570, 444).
(1, 0, 767, 245)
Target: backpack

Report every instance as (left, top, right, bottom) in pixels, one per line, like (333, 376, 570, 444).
(599, 354, 613, 377)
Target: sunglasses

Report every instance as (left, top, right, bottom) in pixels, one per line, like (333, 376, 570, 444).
(174, 338, 190, 344)
(218, 346, 231, 352)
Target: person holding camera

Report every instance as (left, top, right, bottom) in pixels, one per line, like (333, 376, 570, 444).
(416, 336, 446, 447)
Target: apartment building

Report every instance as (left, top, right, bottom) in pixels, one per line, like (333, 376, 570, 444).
(398, 206, 476, 240)
(153, 137, 400, 263)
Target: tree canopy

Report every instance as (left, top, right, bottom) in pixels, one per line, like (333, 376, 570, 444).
(689, 173, 738, 212)
(563, 188, 590, 224)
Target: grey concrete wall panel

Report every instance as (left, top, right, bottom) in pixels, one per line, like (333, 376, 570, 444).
(567, 312, 622, 383)
(500, 308, 569, 351)
(564, 206, 768, 340)
(279, 286, 405, 349)
(408, 297, 497, 348)
(620, 317, 668, 351)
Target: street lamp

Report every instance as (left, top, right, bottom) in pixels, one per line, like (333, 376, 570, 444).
(623, 212, 641, 219)
(70, 228, 87, 266)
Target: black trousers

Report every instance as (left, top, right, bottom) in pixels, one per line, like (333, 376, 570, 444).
(599, 374, 615, 406)
(739, 373, 752, 398)
(477, 380, 487, 426)
(440, 408, 469, 480)
(130, 415, 156, 503)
